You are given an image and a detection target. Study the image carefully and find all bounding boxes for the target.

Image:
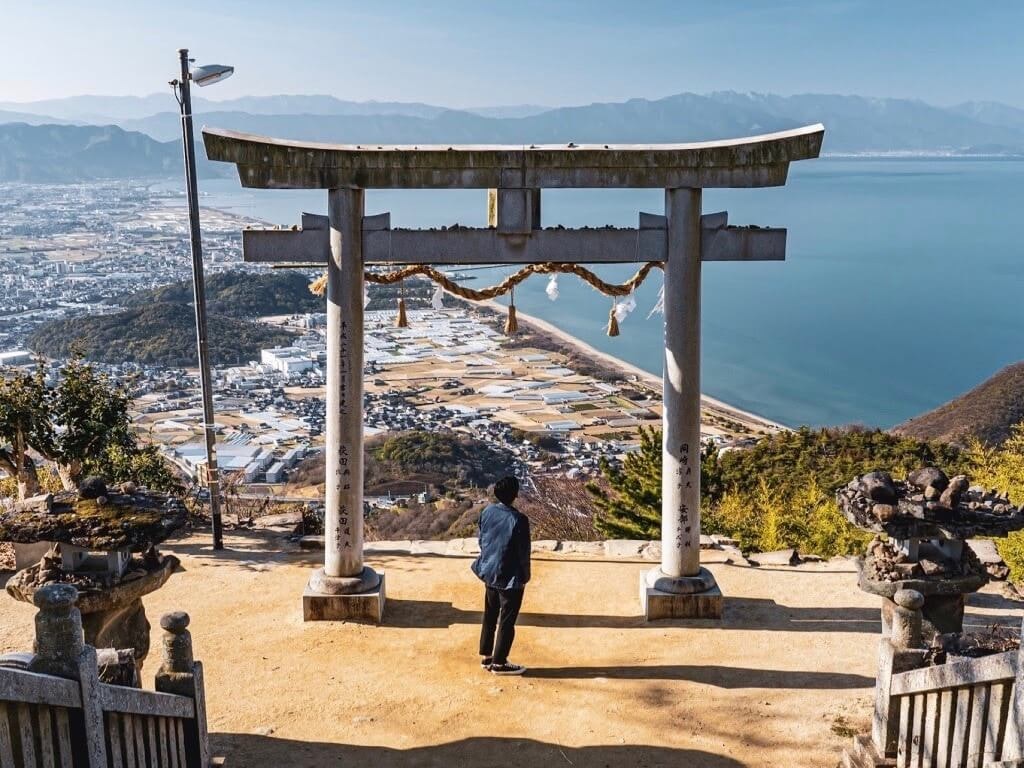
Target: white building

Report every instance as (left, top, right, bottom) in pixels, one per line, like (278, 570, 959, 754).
(260, 347, 314, 374)
(0, 350, 33, 367)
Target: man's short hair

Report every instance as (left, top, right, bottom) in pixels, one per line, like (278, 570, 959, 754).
(494, 475, 520, 505)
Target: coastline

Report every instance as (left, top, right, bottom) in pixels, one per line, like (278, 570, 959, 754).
(484, 299, 788, 436)
(197, 202, 786, 435)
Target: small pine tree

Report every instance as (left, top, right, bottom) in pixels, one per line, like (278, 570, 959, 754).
(586, 426, 663, 538)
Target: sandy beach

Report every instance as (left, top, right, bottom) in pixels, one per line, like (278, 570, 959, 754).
(481, 299, 787, 436)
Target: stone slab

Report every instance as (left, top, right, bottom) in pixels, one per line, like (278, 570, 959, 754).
(967, 539, 1004, 565)
(747, 548, 800, 567)
(410, 540, 450, 556)
(559, 541, 606, 556)
(530, 540, 560, 553)
(13, 541, 52, 571)
(603, 540, 648, 559)
(640, 575, 724, 621)
(303, 573, 386, 624)
(445, 538, 480, 556)
(365, 540, 413, 554)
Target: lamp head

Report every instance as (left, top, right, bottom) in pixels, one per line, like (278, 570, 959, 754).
(191, 64, 234, 87)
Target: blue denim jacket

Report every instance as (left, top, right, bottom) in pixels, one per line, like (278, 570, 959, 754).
(471, 502, 531, 590)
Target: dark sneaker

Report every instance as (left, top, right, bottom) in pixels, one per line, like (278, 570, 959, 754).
(489, 663, 526, 676)
(481, 657, 493, 668)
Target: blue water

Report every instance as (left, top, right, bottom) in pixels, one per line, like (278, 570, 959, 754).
(197, 158, 1024, 429)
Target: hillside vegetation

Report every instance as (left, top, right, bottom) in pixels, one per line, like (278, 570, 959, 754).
(289, 431, 516, 497)
(118, 270, 324, 318)
(28, 303, 295, 366)
(590, 426, 962, 558)
(894, 362, 1024, 447)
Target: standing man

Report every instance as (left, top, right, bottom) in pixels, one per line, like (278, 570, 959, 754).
(472, 475, 531, 675)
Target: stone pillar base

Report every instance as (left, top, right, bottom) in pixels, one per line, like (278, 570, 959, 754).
(303, 569, 386, 624)
(640, 567, 723, 620)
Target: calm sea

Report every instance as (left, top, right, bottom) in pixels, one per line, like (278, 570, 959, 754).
(196, 158, 1024, 429)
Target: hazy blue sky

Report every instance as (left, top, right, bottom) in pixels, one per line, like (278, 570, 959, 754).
(2, 0, 1020, 107)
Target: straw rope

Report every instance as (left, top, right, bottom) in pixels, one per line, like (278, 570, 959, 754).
(309, 261, 664, 299)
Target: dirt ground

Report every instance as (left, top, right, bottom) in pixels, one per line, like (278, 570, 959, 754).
(1, 531, 1019, 768)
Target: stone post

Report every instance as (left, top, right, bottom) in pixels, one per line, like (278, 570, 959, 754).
(871, 589, 926, 756)
(155, 611, 195, 696)
(303, 187, 385, 623)
(154, 612, 211, 768)
(28, 583, 84, 679)
(640, 187, 722, 620)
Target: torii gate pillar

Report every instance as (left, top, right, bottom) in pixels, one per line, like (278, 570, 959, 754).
(302, 187, 385, 623)
(641, 187, 723, 619)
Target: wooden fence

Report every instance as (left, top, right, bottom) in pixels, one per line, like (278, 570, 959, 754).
(844, 588, 1023, 768)
(0, 585, 211, 768)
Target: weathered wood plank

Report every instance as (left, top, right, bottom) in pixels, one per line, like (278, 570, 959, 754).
(174, 719, 186, 768)
(891, 652, 1017, 697)
(17, 703, 37, 768)
(52, 709, 71, 768)
(108, 713, 124, 768)
(192, 662, 211, 768)
(122, 713, 137, 768)
(76, 648, 107, 768)
(0, 669, 81, 709)
(164, 718, 177, 768)
(132, 715, 146, 768)
(0, 703, 16, 768)
(158, 717, 169, 768)
(922, 692, 940, 768)
(98, 684, 195, 720)
(985, 682, 1011, 765)
(1002, 627, 1024, 761)
(966, 684, 989, 768)
(146, 716, 158, 768)
(36, 706, 54, 768)
(936, 689, 954, 768)
(897, 696, 913, 768)
(949, 687, 971, 768)
(910, 693, 926, 768)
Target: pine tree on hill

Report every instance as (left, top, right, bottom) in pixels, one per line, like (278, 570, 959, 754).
(586, 427, 663, 539)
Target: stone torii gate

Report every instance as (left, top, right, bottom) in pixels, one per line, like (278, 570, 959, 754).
(203, 124, 824, 624)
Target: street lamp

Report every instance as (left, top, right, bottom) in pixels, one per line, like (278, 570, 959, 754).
(170, 48, 233, 550)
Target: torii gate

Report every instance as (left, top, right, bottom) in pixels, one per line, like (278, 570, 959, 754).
(203, 124, 824, 624)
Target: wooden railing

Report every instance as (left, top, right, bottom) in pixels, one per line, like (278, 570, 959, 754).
(890, 650, 1019, 768)
(0, 584, 211, 768)
(844, 589, 1023, 768)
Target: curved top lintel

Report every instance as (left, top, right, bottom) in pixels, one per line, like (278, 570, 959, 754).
(201, 123, 824, 190)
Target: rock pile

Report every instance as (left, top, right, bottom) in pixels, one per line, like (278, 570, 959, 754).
(837, 468, 1024, 539)
(863, 536, 985, 583)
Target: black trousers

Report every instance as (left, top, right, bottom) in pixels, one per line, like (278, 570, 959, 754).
(479, 586, 524, 665)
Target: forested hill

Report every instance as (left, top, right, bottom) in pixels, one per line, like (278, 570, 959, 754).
(893, 362, 1024, 447)
(117, 270, 324, 318)
(28, 303, 295, 367)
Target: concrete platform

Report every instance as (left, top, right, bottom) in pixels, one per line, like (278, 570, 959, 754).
(303, 573, 386, 624)
(640, 577, 723, 620)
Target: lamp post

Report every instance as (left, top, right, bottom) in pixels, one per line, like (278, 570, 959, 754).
(170, 49, 233, 550)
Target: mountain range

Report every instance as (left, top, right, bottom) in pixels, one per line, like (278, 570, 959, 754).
(2, 91, 1024, 182)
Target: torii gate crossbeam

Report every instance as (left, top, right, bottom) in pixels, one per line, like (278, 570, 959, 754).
(203, 124, 824, 623)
